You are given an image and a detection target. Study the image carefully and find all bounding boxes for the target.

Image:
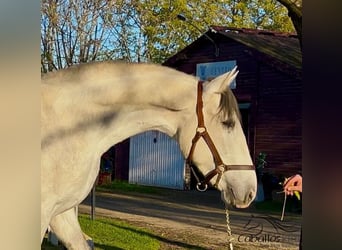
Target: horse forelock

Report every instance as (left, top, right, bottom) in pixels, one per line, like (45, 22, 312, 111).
(218, 88, 241, 128)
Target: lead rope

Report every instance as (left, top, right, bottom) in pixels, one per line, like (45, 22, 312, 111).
(225, 206, 234, 250)
(280, 191, 287, 221)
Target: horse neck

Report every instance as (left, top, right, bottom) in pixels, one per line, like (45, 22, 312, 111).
(53, 68, 198, 151)
(42, 63, 199, 157)
(90, 81, 197, 153)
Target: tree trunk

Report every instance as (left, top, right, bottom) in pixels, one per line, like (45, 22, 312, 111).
(277, 0, 302, 50)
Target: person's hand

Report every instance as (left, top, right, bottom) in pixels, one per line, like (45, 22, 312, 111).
(283, 174, 302, 196)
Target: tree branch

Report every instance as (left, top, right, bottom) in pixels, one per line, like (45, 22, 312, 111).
(277, 0, 302, 50)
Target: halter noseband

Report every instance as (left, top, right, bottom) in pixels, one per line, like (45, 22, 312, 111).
(186, 81, 255, 191)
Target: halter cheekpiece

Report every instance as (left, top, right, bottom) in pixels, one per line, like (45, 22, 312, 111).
(186, 81, 255, 191)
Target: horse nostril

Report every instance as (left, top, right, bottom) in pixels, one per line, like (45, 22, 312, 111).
(248, 190, 255, 201)
(230, 188, 236, 200)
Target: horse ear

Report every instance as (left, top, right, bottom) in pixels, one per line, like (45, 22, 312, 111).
(203, 66, 238, 94)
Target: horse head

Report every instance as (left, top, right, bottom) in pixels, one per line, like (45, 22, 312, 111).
(177, 67, 257, 208)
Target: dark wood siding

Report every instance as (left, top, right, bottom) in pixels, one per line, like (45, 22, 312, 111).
(164, 33, 302, 177)
(113, 139, 130, 180)
(254, 64, 302, 175)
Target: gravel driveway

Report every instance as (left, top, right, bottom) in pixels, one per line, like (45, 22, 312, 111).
(79, 189, 301, 249)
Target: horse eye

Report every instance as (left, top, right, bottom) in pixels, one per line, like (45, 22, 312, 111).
(222, 120, 235, 128)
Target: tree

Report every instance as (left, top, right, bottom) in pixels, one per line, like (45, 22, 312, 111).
(276, 0, 302, 49)
(41, 0, 297, 71)
(41, 0, 142, 72)
(134, 0, 295, 63)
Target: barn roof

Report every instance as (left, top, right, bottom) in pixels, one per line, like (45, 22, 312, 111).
(212, 26, 301, 69)
(163, 26, 302, 78)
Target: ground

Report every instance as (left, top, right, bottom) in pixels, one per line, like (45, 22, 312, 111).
(79, 189, 302, 249)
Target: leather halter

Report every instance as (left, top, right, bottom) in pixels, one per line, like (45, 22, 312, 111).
(186, 81, 255, 191)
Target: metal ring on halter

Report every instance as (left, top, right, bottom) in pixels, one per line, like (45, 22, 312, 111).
(217, 164, 226, 173)
(196, 127, 206, 133)
(196, 182, 208, 192)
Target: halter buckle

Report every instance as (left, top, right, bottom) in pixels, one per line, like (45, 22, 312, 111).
(217, 164, 226, 173)
(196, 127, 206, 134)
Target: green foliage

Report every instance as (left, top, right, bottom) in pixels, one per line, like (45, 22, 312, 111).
(256, 152, 267, 181)
(79, 214, 160, 249)
(41, 0, 296, 70)
(254, 199, 284, 213)
(133, 0, 295, 63)
(96, 180, 164, 194)
(254, 197, 302, 214)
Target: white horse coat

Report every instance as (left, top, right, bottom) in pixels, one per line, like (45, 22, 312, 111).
(41, 61, 257, 249)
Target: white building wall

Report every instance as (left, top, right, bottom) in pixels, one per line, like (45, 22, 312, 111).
(129, 131, 185, 189)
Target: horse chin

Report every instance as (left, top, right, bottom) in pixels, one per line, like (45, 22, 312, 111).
(220, 189, 234, 208)
(220, 189, 253, 209)
(234, 203, 250, 209)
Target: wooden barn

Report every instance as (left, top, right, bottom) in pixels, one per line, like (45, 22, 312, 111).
(163, 26, 302, 179)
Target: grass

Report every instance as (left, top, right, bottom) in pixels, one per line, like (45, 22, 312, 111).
(254, 200, 284, 213)
(253, 198, 302, 215)
(96, 180, 165, 195)
(42, 215, 160, 249)
(43, 214, 208, 250)
(79, 214, 160, 250)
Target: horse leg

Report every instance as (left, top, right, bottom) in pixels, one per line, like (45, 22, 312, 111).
(41, 201, 54, 243)
(49, 207, 91, 250)
(41, 213, 51, 243)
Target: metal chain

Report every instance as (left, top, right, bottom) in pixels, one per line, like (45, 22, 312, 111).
(225, 207, 234, 250)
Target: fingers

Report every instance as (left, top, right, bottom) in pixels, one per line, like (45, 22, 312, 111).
(283, 174, 302, 194)
(284, 174, 301, 186)
(285, 190, 294, 196)
(285, 187, 294, 196)
(286, 185, 301, 192)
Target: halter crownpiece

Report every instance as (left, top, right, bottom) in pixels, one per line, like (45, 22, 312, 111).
(186, 81, 255, 191)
